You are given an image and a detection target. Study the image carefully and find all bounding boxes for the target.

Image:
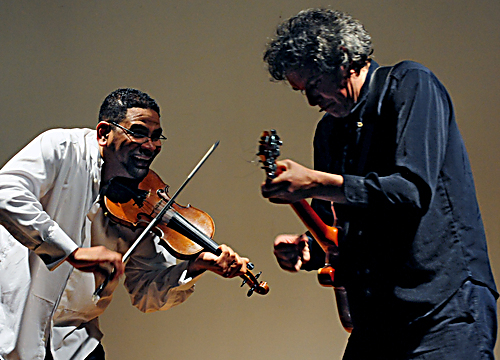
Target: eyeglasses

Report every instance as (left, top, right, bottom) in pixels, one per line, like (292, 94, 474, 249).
(110, 122, 167, 144)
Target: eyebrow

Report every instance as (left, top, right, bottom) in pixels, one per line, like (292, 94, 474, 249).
(151, 128, 164, 135)
(129, 124, 163, 132)
(306, 74, 322, 87)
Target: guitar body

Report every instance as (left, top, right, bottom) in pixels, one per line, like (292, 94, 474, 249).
(258, 129, 353, 333)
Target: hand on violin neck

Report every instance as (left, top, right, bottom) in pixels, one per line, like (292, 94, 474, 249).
(66, 246, 125, 279)
(187, 244, 249, 279)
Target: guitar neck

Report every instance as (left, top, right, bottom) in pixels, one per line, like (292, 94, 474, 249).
(290, 199, 339, 253)
(258, 129, 351, 332)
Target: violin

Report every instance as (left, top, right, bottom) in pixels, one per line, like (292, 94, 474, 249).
(99, 169, 269, 297)
(257, 129, 352, 332)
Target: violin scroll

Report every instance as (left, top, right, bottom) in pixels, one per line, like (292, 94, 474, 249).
(240, 263, 269, 296)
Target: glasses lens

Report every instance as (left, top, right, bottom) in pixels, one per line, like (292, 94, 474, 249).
(111, 122, 164, 144)
(129, 133, 148, 142)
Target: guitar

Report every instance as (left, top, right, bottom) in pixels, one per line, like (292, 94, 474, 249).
(257, 129, 353, 332)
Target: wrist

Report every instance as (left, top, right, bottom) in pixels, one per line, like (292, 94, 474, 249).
(187, 258, 206, 278)
(311, 171, 345, 202)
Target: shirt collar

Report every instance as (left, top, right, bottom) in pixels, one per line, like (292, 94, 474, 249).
(349, 60, 379, 115)
(86, 129, 102, 189)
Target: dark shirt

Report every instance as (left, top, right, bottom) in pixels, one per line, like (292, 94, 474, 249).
(306, 60, 497, 329)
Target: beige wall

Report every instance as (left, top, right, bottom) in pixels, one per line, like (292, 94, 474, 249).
(1, 1, 499, 359)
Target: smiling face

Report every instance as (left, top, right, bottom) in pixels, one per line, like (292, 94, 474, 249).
(97, 107, 163, 183)
(286, 65, 367, 118)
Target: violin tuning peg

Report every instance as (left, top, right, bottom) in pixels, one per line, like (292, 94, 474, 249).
(247, 288, 254, 297)
(255, 271, 262, 279)
(241, 278, 248, 287)
(247, 262, 255, 270)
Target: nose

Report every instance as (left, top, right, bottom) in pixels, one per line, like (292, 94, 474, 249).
(305, 88, 320, 107)
(140, 138, 161, 152)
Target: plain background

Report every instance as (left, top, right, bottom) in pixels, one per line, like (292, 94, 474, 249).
(1, 1, 499, 359)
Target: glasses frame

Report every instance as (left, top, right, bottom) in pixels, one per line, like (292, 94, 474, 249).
(109, 121, 167, 144)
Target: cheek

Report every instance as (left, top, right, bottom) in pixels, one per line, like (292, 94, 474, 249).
(115, 139, 138, 152)
(318, 90, 342, 104)
(323, 89, 349, 104)
(318, 85, 344, 101)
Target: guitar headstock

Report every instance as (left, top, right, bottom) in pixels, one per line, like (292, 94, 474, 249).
(257, 129, 283, 179)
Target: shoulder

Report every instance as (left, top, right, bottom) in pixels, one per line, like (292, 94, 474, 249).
(386, 60, 448, 97)
(391, 60, 432, 75)
(389, 60, 438, 84)
(38, 128, 95, 145)
(34, 128, 97, 160)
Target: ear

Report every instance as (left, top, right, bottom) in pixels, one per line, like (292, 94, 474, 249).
(96, 121, 112, 146)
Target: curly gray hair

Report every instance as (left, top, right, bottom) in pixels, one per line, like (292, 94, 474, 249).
(264, 9, 373, 81)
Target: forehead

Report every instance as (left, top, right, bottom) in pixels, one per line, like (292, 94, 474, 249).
(123, 107, 161, 127)
(286, 66, 346, 91)
(285, 67, 317, 90)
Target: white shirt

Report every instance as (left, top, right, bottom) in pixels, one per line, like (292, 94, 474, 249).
(0, 128, 199, 360)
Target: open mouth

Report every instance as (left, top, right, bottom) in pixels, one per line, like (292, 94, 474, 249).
(132, 155, 153, 168)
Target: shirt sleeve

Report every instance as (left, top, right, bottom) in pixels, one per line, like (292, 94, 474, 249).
(123, 235, 202, 313)
(343, 67, 451, 214)
(0, 131, 79, 269)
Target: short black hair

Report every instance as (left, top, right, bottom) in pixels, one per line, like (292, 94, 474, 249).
(98, 88, 160, 124)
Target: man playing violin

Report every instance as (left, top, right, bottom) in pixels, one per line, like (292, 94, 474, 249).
(261, 9, 497, 359)
(0, 88, 249, 360)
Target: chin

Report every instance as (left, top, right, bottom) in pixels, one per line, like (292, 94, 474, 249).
(126, 167, 150, 181)
(136, 170, 150, 180)
(327, 110, 349, 118)
(326, 106, 352, 118)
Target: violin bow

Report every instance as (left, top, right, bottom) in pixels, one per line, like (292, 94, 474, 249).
(94, 141, 269, 301)
(93, 141, 219, 302)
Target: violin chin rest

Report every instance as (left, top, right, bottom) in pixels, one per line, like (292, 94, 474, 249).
(104, 177, 148, 204)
